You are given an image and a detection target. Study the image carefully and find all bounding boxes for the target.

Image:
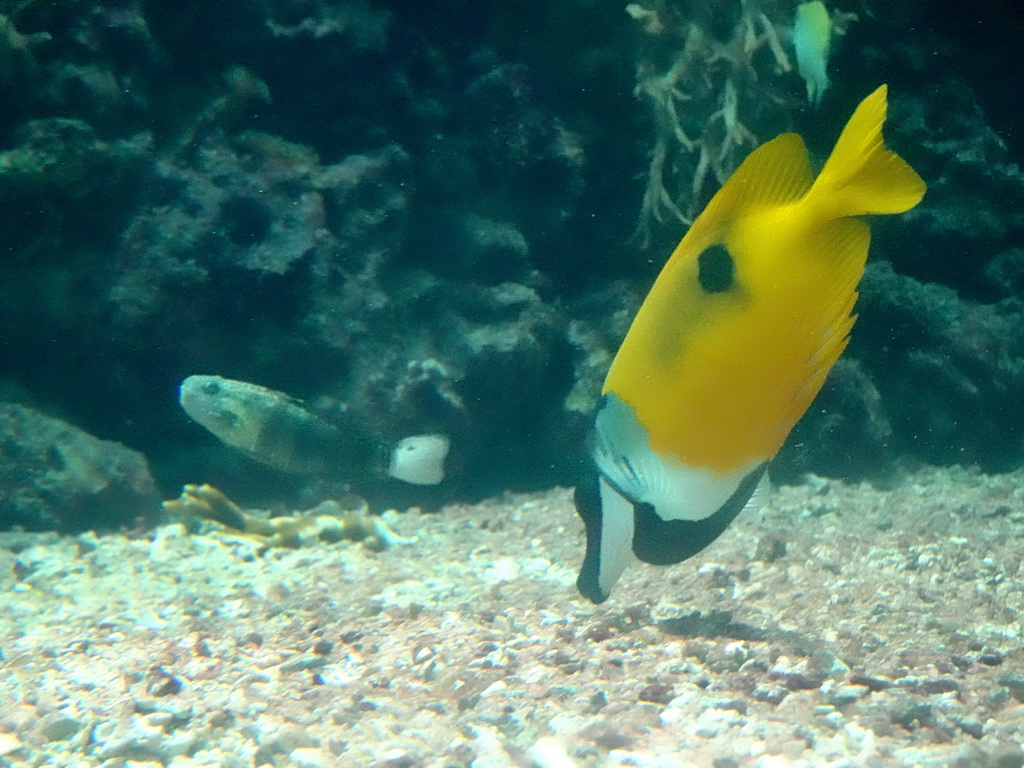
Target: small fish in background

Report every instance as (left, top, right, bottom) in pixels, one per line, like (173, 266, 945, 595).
(178, 375, 449, 486)
(794, 1, 833, 106)
(574, 86, 925, 604)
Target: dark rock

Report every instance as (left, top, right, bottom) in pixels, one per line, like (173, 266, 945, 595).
(584, 691, 607, 714)
(849, 673, 894, 692)
(0, 404, 159, 532)
(950, 655, 973, 671)
(772, 672, 823, 691)
(658, 610, 767, 642)
(637, 682, 675, 705)
(145, 667, 184, 698)
(751, 685, 788, 706)
(890, 699, 935, 730)
(953, 717, 985, 739)
(827, 684, 869, 708)
(710, 698, 748, 715)
(907, 677, 960, 695)
(579, 718, 631, 749)
(998, 673, 1024, 690)
(312, 639, 334, 657)
(753, 534, 787, 563)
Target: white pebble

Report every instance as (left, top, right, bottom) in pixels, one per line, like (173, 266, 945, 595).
(0, 733, 23, 757)
(526, 736, 577, 768)
(289, 747, 329, 768)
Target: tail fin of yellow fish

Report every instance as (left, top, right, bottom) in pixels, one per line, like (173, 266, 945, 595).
(814, 84, 926, 218)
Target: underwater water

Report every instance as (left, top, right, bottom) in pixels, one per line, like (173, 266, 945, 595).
(2, 1, 1024, 766)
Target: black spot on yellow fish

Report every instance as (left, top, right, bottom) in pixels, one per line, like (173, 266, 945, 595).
(697, 244, 734, 294)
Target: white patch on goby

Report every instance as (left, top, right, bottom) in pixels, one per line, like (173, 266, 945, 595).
(388, 434, 450, 485)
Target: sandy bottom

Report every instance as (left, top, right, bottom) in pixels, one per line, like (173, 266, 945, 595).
(4, 466, 1024, 767)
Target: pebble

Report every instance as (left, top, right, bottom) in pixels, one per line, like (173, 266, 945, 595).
(6, 470, 1024, 768)
(526, 737, 577, 768)
(290, 746, 330, 768)
(278, 654, 329, 672)
(692, 707, 745, 738)
(260, 725, 319, 753)
(822, 711, 845, 730)
(95, 717, 162, 760)
(468, 724, 516, 768)
(825, 683, 870, 708)
(149, 525, 190, 562)
(0, 733, 23, 756)
(39, 712, 83, 741)
(753, 685, 788, 705)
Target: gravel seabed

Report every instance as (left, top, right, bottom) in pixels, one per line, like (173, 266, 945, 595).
(4, 466, 1024, 768)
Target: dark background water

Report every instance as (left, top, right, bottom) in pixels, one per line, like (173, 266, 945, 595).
(0, 0, 1022, 523)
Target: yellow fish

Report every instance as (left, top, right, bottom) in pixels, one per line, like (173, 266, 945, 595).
(574, 86, 925, 603)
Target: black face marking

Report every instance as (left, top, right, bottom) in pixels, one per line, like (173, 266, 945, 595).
(573, 472, 606, 604)
(216, 408, 241, 428)
(697, 243, 735, 294)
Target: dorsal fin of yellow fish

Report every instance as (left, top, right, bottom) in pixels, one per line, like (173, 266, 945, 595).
(813, 84, 926, 218)
(692, 133, 813, 241)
